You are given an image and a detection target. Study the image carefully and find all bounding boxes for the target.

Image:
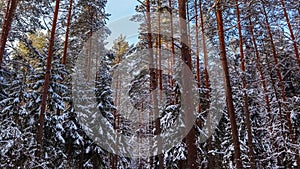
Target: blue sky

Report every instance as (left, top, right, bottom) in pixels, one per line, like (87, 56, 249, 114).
(105, 0, 140, 49)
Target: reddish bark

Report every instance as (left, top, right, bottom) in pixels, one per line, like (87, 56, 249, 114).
(280, 0, 300, 70)
(62, 0, 73, 65)
(157, 4, 163, 168)
(178, 0, 192, 68)
(168, 0, 176, 100)
(145, 0, 157, 168)
(261, 2, 300, 167)
(215, 1, 243, 168)
(194, 0, 200, 89)
(249, 17, 283, 165)
(0, 0, 19, 69)
(37, 0, 60, 156)
(248, 18, 272, 126)
(234, 1, 255, 168)
(186, 2, 191, 48)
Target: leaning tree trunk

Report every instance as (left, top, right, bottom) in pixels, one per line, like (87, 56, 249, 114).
(37, 0, 60, 157)
(215, 1, 243, 168)
(0, 0, 19, 69)
(280, 0, 300, 70)
(248, 18, 283, 167)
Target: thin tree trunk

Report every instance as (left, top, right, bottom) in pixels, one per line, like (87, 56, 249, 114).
(194, 0, 200, 97)
(0, 0, 18, 69)
(264, 43, 285, 167)
(168, 0, 176, 105)
(199, 0, 209, 99)
(248, 18, 272, 132)
(62, 0, 73, 65)
(178, 0, 197, 168)
(111, 70, 119, 169)
(248, 19, 281, 166)
(146, 0, 156, 168)
(186, 2, 191, 48)
(261, 2, 285, 101)
(168, 1, 184, 168)
(57, 0, 73, 116)
(156, 2, 163, 168)
(37, 0, 60, 156)
(234, 1, 255, 168)
(249, 17, 284, 166)
(261, 2, 300, 167)
(248, 17, 277, 150)
(198, 0, 213, 167)
(86, 7, 94, 83)
(280, 0, 300, 70)
(215, 1, 243, 168)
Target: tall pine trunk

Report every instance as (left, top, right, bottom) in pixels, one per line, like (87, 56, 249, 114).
(37, 0, 60, 156)
(198, 0, 213, 167)
(234, 1, 255, 168)
(156, 2, 163, 168)
(0, 0, 18, 69)
(261, 2, 300, 167)
(168, 0, 176, 95)
(248, 18, 283, 166)
(215, 1, 243, 168)
(145, 0, 157, 168)
(280, 0, 300, 70)
(62, 0, 73, 65)
(178, 0, 197, 168)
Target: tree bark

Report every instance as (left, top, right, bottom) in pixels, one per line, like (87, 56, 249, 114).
(0, 0, 18, 69)
(215, 1, 243, 168)
(168, 0, 176, 97)
(234, 1, 255, 168)
(199, 0, 209, 99)
(198, 0, 213, 168)
(280, 0, 300, 70)
(157, 2, 163, 168)
(261, 2, 300, 167)
(145, 0, 156, 168)
(178, 0, 197, 168)
(62, 0, 73, 65)
(37, 0, 60, 156)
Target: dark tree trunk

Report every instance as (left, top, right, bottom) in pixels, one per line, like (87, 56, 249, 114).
(145, 0, 156, 168)
(215, 1, 243, 168)
(178, 0, 197, 168)
(156, 3, 163, 168)
(280, 0, 300, 70)
(0, 0, 18, 69)
(57, 0, 73, 116)
(62, 0, 73, 65)
(37, 0, 60, 157)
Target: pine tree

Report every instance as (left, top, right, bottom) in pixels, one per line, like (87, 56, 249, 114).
(0, 0, 19, 69)
(215, 0, 242, 168)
